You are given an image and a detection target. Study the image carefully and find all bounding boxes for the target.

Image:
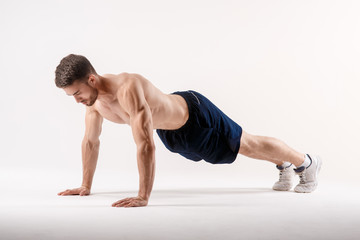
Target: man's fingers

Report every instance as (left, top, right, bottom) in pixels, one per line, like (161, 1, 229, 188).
(58, 189, 80, 196)
(124, 201, 138, 207)
(63, 189, 73, 195)
(112, 198, 144, 208)
(123, 200, 142, 208)
(58, 189, 71, 195)
(112, 198, 131, 206)
(113, 200, 130, 207)
(112, 199, 132, 207)
(111, 196, 148, 207)
(58, 187, 91, 196)
(58, 191, 69, 195)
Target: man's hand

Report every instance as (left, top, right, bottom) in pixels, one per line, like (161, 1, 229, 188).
(57, 186, 90, 196)
(111, 196, 148, 208)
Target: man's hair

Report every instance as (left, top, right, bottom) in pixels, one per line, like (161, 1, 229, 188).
(55, 54, 97, 88)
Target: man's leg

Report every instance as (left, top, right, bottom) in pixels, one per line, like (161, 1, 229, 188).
(238, 131, 322, 193)
(238, 131, 304, 166)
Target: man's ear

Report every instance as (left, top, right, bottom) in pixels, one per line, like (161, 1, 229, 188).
(87, 74, 96, 87)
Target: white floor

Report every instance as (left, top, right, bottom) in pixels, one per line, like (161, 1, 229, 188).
(1, 168, 359, 240)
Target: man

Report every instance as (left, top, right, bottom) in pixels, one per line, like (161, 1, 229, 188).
(55, 54, 322, 208)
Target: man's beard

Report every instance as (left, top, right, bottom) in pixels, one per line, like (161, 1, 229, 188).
(87, 89, 98, 106)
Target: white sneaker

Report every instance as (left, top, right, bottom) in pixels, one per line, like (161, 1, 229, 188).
(273, 164, 295, 191)
(294, 154, 322, 193)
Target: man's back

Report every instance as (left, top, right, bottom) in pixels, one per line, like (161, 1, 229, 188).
(88, 72, 189, 130)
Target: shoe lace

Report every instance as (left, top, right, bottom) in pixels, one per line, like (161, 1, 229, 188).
(298, 171, 306, 184)
(279, 170, 286, 181)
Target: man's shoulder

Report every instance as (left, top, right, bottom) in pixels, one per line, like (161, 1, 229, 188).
(117, 73, 146, 94)
(109, 72, 143, 81)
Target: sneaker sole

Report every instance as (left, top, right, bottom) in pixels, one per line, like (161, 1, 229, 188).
(273, 186, 293, 191)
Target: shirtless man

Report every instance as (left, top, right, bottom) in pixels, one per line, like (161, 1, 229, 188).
(55, 54, 322, 208)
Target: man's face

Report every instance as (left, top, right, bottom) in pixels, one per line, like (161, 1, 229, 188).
(64, 80, 98, 106)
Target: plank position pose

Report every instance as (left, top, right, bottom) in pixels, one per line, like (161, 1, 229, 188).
(55, 54, 322, 208)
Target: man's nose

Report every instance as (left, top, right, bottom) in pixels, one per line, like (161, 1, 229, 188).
(74, 96, 81, 103)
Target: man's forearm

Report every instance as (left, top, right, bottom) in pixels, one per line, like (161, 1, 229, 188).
(81, 139, 100, 190)
(137, 144, 156, 201)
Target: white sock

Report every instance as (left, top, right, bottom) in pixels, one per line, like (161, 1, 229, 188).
(296, 154, 311, 168)
(281, 162, 292, 168)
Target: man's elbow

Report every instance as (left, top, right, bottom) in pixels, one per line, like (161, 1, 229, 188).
(137, 140, 156, 154)
(82, 138, 100, 150)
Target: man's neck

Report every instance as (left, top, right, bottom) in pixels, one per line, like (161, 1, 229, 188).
(96, 75, 117, 102)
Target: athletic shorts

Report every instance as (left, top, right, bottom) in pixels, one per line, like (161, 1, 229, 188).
(156, 90, 243, 164)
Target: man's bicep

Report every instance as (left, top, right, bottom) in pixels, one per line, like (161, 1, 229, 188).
(84, 108, 103, 142)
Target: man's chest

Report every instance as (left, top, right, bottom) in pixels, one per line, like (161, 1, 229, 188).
(95, 100, 130, 124)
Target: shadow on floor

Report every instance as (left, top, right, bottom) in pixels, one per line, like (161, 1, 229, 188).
(61, 188, 292, 208)
(92, 187, 275, 196)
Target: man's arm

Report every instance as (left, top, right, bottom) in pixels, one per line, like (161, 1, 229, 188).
(81, 107, 103, 190)
(58, 107, 103, 196)
(112, 78, 156, 207)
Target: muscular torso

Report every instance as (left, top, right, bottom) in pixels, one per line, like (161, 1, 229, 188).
(91, 73, 189, 130)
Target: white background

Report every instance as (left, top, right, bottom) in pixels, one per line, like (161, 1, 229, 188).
(1, 1, 359, 239)
(1, 0, 359, 186)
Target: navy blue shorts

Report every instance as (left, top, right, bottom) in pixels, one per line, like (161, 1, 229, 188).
(156, 90, 243, 164)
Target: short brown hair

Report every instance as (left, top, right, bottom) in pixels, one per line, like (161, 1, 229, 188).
(55, 54, 97, 88)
